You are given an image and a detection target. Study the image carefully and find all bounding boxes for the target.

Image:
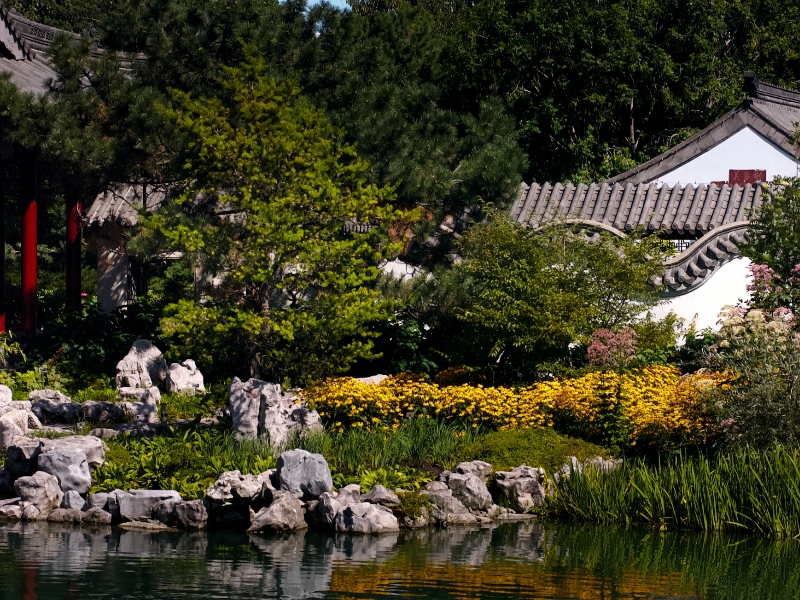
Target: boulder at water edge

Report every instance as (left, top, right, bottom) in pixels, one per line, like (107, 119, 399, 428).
(167, 360, 205, 394)
(228, 378, 322, 447)
(447, 472, 493, 512)
(334, 502, 400, 534)
(276, 449, 333, 500)
(47, 508, 83, 523)
(116, 489, 182, 521)
(362, 485, 400, 507)
(14, 471, 63, 516)
(116, 339, 169, 389)
(81, 507, 113, 525)
(61, 490, 87, 511)
(38, 448, 92, 495)
(174, 500, 208, 529)
(495, 466, 545, 513)
(247, 491, 307, 532)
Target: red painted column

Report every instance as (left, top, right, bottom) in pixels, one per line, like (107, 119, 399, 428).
(0, 175, 5, 333)
(21, 158, 37, 332)
(65, 191, 82, 311)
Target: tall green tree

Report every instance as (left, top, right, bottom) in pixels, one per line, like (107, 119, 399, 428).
(135, 56, 409, 384)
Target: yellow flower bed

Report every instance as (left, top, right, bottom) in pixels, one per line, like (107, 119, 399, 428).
(302, 366, 715, 445)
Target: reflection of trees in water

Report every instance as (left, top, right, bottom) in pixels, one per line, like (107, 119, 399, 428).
(0, 522, 799, 598)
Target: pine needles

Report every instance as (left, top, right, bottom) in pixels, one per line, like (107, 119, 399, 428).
(543, 448, 800, 537)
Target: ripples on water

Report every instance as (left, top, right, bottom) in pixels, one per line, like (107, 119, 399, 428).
(0, 521, 798, 599)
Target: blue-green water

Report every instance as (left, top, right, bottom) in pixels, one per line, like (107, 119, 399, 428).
(0, 521, 798, 599)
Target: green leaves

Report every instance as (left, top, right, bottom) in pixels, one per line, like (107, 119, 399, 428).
(140, 54, 410, 384)
(450, 213, 668, 376)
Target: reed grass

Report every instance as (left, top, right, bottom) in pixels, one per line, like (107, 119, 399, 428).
(543, 448, 800, 536)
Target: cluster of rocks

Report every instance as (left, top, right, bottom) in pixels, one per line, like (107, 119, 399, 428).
(228, 379, 322, 449)
(0, 340, 211, 448)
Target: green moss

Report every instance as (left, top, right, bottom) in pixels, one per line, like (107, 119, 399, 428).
(396, 490, 433, 519)
(458, 427, 611, 475)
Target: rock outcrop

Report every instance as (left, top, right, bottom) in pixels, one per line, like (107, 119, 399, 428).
(38, 448, 92, 494)
(276, 449, 333, 500)
(495, 466, 546, 513)
(14, 471, 63, 517)
(334, 502, 400, 533)
(247, 491, 307, 533)
(228, 378, 322, 447)
(116, 339, 169, 389)
(167, 360, 205, 394)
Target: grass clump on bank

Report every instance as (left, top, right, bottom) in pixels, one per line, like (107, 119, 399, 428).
(542, 448, 800, 537)
(458, 427, 610, 475)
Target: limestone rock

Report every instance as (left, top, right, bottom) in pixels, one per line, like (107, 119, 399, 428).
(174, 499, 208, 529)
(362, 485, 400, 507)
(88, 428, 119, 439)
(81, 507, 111, 525)
(453, 460, 493, 484)
(447, 472, 493, 511)
(21, 504, 42, 521)
(356, 375, 388, 385)
(30, 400, 82, 425)
(336, 484, 362, 506)
(206, 470, 272, 505)
(29, 389, 71, 404)
(14, 471, 63, 515)
(334, 502, 400, 534)
(118, 386, 161, 404)
(87, 493, 108, 510)
(61, 490, 87, 511)
(0, 505, 21, 521)
(247, 491, 307, 533)
(83, 403, 126, 424)
(276, 449, 333, 500)
(167, 360, 206, 394)
(422, 487, 471, 524)
(316, 492, 344, 527)
(495, 466, 546, 513)
(40, 436, 106, 470)
(0, 385, 12, 404)
(585, 455, 622, 472)
(4, 438, 42, 478)
(121, 400, 160, 424)
(0, 409, 28, 449)
(38, 448, 92, 494)
(152, 498, 178, 526)
(117, 489, 182, 521)
(228, 377, 322, 447)
(81, 507, 113, 525)
(47, 508, 83, 523)
(116, 340, 169, 389)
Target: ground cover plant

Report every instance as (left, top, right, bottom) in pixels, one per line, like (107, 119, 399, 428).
(305, 366, 714, 452)
(541, 448, 800, 537)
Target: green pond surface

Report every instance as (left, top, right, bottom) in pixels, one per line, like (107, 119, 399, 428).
(0, 520, 797, 599)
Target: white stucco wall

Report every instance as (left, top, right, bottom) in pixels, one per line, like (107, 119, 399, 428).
(655, 127, 799, 186)
(650, 257, 751, 331)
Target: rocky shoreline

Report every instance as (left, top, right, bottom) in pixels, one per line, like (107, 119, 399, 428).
(0, 432, 616, 534)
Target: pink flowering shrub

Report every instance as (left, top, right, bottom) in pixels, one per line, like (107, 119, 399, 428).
(746, 263, 800, 313)
(587, 327, 638, 369)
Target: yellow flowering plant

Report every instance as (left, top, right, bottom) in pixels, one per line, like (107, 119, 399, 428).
(302, 366, 716, 449)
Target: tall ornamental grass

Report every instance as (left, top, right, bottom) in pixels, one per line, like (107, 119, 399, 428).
(543, 448, 800, 536)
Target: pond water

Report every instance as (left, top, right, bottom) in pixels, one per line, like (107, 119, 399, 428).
(0, 520, 797, 599)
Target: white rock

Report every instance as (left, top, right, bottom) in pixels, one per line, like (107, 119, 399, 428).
(0, 385, 12, 404)
(447, 472, 493, 511)
(28, 389, 71, 404)
(167, 360, 205, 394)
(334, 502, 399, 534)
(38, 448, 92, 495)
(276, 449, 333, 499)
(61, 490, 87, 511)
(14, 471, 63, 515)
(356, 375, 388, 385)
(228, 378, 322, 447)
(116, 339, 168, 389)
(247, 491, 307, 532)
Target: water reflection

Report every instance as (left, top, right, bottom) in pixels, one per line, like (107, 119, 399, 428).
(0, 521, 798, 599)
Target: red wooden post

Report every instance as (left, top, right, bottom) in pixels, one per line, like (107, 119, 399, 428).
(65, 191, 82, 311)
(0, 174, 5, 333)
(21, 157, 37, 332)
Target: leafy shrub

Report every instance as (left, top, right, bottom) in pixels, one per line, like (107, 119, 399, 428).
(92, 427, 276, 499)
(705, 306, 800, 449)
(161, 385, 228, 421)
(458, 428, 609, 475)
(396, 490, 434, 519)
